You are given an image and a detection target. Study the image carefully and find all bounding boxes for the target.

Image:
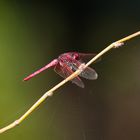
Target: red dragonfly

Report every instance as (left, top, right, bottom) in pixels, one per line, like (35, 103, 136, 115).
(24, 52, 98, 88)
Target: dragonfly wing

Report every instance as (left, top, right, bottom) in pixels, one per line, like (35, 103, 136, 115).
(72, 59, 98, 80)
(80, 66, 98, 80)
(54, 63, 84, 88)
(78, 53, 101, 63)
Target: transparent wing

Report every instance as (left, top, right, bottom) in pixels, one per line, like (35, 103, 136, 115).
(80, 66, 98, 80)
(72, 59, 98, 80)
(78, 53, 101, 63)
(54, 63, 84, 88)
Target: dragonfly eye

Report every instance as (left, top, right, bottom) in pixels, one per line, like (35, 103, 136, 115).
(71, 53, 78, 59)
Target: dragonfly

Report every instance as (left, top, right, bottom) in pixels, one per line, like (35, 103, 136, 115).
(23, 52, 98, 88)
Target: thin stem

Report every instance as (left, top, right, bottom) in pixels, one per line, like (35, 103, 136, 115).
(85, 31, 140, 68)
(0, 31, 140, 134)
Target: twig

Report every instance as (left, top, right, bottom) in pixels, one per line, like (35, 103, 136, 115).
(0, 31, 140, 134)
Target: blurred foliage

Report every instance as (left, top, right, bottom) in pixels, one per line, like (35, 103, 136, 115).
(0, 1, 140, 140)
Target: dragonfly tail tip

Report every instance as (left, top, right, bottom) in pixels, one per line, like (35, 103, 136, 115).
(23, 77, 30, 81)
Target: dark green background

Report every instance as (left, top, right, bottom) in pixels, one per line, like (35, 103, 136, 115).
(0, 1, 140, 140)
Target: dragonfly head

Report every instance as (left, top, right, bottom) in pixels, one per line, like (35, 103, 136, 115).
(71, 52, 79, 59)
(59, 52, 79, 60)
(65, 52, 79, 60)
